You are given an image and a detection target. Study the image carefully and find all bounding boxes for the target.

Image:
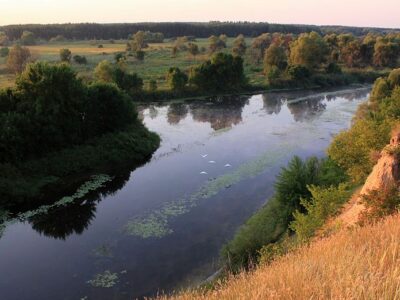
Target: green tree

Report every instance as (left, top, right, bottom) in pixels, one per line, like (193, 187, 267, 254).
(127, 31, 148, 52)
(20, 31, 36, 45)
(371, 77, 392, 102)
(190, 53, 246, 91)
(73, 55, 87, 65)
(263, 43, 287, 75)
(232, 34, 247, 57)
(94, 60, 114, 82)
(6, 45, 31, 74)
(59, 48, 72, 63)
(289, 32, 328, 70)
(187, 42, 199, 59)
(166, 67, 188, 91)
(373, 39, 399, 67)
(250, 33, 272, 64)
(208, 35, 226, 53)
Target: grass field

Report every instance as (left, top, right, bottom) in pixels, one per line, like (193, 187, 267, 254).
(0, 37, 266, 90)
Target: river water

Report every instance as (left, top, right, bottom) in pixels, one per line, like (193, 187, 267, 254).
(0, 87, 369, 300)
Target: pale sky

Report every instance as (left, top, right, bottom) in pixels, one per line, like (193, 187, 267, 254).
(0, 0, 399, 28)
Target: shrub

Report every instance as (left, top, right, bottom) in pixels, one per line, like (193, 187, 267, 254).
(59, 48, 72, 63)
(166, 67, 188, 91)
(387, 68, 400, 88)
(73, 55, 87, 65)
(287, 65, 311, 80)
(0, 47, 9, 57)
(290, 184, 351, 242)
(359, 186, 400, 224)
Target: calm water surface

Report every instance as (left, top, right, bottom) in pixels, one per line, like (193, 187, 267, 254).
(0, 87, 370, 300)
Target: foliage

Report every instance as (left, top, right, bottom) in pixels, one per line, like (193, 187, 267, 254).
(187, 42, 199, 58)
(290, 184, 351, 242)
(222, 156, 347, 271)
(190, 53, 246, 92)
(166, 67, 188, 91)
(359, 186, 400, 224)
(387, 68, 400, 88)
(328, 118, 391, 183)
(20, 30, 36, 45)
(59, 48, 72, 63)
(6, 45, 31, 74)
(287, 65, 311, 80)
(148, 79, 157, 92)
(289, 31, 328, 70)
(73, 55, 87, 65)
(263, 43, 287, 74)
(232, 34, 247, 57)
(208, 35, 227, 53)
(94, 60, 114, 82)
(370, 77, 391, 102)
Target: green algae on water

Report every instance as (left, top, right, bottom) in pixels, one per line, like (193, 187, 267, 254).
(124, 146, 292, 239)
(92, 244, 114, 258)
(87, 270, 119, 288)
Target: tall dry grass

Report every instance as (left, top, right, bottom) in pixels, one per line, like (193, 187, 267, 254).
(164, 214, 400, 300)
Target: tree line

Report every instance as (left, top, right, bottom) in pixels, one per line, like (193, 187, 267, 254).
(0, 22, 397, 41)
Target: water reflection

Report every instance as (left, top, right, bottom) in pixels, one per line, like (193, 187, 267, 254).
(167, 103, 189, 125)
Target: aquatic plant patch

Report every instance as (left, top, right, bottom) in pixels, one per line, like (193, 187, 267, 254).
(124, 147, 292, 239)
(87, 270, 119, 288)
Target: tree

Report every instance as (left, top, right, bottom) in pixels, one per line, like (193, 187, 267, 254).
(208, 35, 226, 53)
(0, 31, 9, 46)
(166, 67, 188, 91)
(50, 35, 66, 42)
(190, 53, 246, 91)
(340, 39, 362, 68)
(127, 31, 148, 52)
(20, 31, 36, 45)
(6, 45, 31, 74)
(373, 39, 399, 67)
(113, 67, 143, 93)
(59, 48, 72, 63)
(187, 42, 199, 59)
(94, 60, 114, 82)
(73, 55, 87, 65)
(370, 77, 391, 102)
(289, 32, 328, 70)
(232, 34, 247, 57)
(250, 33, 272, 64)
(263, 43, 287, 74)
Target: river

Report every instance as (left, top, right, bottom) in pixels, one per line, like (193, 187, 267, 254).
(0, 86, 370, 300)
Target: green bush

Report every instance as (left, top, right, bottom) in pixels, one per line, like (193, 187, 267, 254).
(222, 156, 347, 271)
(290, 183, 351, 242)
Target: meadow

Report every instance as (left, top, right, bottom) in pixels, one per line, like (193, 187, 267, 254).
(0, 37, 265, 90)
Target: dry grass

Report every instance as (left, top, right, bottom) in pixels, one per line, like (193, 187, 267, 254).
(164, 213, 400, 300)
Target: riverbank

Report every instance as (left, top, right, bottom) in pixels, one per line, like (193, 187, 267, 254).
(0, 121, 160, 209)
(132, 70, 385, 103)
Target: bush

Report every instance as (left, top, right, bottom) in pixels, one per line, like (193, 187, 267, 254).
(325, 62, 342, 74)
(388, 68, 400, 88)
(73, 55, 87, 65)
(59, 48, 72, 63)
(222, 156, 347, 271)
(166, 67, 188, 91)
(359, 186, 400, 224)
(287, 65, 311, 80)
(290, 184, 351, 242)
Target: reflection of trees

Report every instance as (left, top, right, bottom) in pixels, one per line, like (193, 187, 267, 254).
(167, 103, 189, 125)
(29, 200, 97, 240)
(262, 94, 284, 115)
(28, 171, 132, 240)
(189, 95, 249, 131)
(287, 96, 327, 122)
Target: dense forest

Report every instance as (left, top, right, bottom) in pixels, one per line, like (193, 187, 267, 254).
(0, 22, 398, 41)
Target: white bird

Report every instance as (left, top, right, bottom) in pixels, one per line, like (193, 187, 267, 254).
(201, 154, 208, 158)
(208, 161, 216, 164)
(200, 171, 208, 175)
(224, 164, 232, 167)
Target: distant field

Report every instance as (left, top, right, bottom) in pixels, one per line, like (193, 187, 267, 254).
(0, 38, 266, 90)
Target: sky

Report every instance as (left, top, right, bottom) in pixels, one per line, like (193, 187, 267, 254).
(0, 0, 399, 28)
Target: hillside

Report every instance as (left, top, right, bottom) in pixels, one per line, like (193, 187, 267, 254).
(167, 212, 400, 300)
